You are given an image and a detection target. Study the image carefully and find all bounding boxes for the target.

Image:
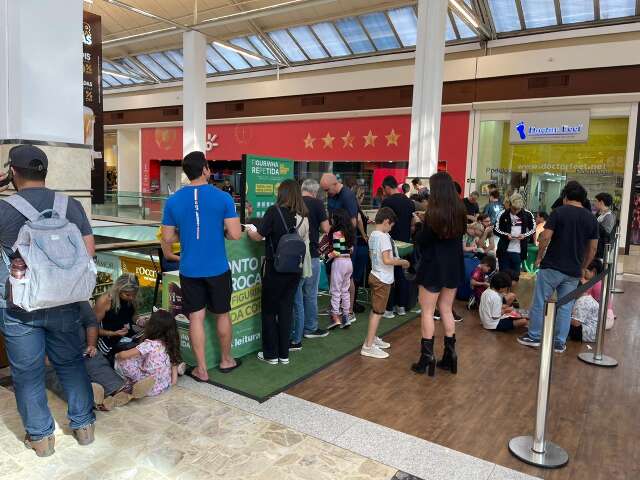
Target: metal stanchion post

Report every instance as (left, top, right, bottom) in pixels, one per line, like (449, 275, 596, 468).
(609, 228, 624, 294)
(509, 300, 569, 469)
(578, 244, 618, 367)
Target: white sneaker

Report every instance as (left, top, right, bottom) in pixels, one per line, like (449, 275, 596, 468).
(395, 306, 406, 316)
(349, 313, 357, 324)
(374, 336, 391, 349)
(383, 310, 396, 319)
(279, 358, 290, 365)
(257, 352, 277, 365)
(360, 344, 389, 359)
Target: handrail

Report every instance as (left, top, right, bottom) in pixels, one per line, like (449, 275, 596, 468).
(95, 240, 161, 252)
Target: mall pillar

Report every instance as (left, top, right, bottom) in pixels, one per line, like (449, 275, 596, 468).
(0, 0, 91, 212)
(408, 0, 448, 179)
(183, 31, 207, 159)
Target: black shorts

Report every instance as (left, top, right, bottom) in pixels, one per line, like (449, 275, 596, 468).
(180, 271, 232, 315)
(494, 318, 515, 332)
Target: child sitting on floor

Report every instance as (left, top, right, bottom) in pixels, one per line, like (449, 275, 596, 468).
(463, 223, 482, 258)
(115, 309, 181, 397)
(480, 272, 528, 331)
(569, 289, 600, 343)
(500, 269, 520, 309)
(468, 255, 497, 310)
(360, 208, 410, 359)
(583, 260, 615, 329)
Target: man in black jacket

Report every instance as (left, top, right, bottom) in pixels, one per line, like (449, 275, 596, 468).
(494, 192, 535, 280)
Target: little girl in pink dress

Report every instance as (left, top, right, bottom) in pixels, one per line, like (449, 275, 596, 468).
(115, 309, 181, 396)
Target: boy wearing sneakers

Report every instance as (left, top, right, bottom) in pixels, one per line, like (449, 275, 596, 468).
(361, 208, 410, 359)
(469, 255, 496, 309)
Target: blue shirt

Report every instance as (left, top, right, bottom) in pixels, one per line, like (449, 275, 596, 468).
(162, 185, 237, 278)
(327, 186, 358, 220)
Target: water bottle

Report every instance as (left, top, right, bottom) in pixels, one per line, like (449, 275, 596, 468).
(10, 258, 26, 279)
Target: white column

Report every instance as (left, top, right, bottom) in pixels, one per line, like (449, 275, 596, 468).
(0, 0, 83, 143)
(116, 128, 141, 205)
(0, 0, 92, 213)
(182, 31, 207, 157)
(408, 0, 449, 178)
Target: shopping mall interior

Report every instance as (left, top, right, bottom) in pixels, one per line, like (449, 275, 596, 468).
(1, 0, 640, 479)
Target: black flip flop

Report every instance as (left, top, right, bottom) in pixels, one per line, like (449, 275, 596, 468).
(218, 358, 242, 374)
(186, 367, 209, 383)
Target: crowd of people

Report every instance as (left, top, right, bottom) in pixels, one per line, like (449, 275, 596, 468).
(0, 145, 620, 458)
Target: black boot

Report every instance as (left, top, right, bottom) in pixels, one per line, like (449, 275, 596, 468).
(411, 338, 436, 377)
(437, 335, 458, 374)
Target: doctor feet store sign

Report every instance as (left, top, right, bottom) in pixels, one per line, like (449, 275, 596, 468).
(163, 238, 264, 367)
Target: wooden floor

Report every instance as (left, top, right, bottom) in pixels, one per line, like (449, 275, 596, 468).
(289, 282, 640, 479)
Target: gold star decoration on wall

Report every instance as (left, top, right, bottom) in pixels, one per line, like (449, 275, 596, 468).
(385, 129, 401, 146)
(363, 130, 378, 148)
(303, 133, 316, 149)
(341, 131, 354, 148)
(322, 132, 335, 149)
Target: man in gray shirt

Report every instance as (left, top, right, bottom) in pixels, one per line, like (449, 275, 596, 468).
(0, 145, 96, 457)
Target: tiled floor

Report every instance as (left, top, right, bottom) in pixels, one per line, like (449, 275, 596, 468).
(0, 385, 397, 480)
(0, 375, 538, 480)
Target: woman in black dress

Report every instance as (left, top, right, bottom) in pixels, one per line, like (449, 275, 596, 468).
(411, 172, 467, 377)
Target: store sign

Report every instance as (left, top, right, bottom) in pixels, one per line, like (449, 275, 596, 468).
(509, 111, 590, 144)
(120, 257, 157, 288)
(242, 154, 294, 221)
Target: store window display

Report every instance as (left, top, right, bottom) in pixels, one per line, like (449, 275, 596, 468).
(475, 118, 627, 215)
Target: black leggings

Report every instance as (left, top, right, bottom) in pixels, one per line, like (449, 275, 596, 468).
(260, 261, 300, 360)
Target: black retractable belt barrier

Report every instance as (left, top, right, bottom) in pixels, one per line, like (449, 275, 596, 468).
(578, 244, 618, 367)
(509, 246, 611, 469)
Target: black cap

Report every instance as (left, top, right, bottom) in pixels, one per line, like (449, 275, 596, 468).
(7, 145, 48, 171)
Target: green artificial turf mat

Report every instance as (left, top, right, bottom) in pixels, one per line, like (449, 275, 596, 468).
(201, 300, 419, 402)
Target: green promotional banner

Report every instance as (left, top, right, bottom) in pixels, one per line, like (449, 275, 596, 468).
(242, 154, 294, 220)
(162, 236, 264, 368)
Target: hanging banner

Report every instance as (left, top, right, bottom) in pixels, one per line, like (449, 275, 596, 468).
(83, 11, 105, 203)
(242, 154, 294, 221)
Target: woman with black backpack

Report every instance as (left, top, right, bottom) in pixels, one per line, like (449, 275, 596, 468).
(247, 179, 309, 366)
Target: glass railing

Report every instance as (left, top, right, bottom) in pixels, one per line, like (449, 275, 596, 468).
(92, 191, 169, 222)
(93, 223, 164, 314)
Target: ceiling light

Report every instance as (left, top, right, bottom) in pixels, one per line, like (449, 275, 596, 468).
(450, 0, 479, 28)
(213, 41, 261, 61)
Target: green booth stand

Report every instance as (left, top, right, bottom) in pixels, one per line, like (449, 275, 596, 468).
(162, 236, 264, 368)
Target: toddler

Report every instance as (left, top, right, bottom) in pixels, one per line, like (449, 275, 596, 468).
(479, 272, 528, 331)
(327, 209, 356, 330)
(361, 208, 410, 359)
(468, 255, 496, 309)
(583, 260, 615, 329)
(115, 309, 181, 397)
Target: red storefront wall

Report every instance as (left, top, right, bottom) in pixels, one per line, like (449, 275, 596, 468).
(141, 112, 470, 192)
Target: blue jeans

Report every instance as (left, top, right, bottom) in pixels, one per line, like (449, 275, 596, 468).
(292, 257, 321, 342)
(528, 268, 580, 346)
(0, 304, 95, 440)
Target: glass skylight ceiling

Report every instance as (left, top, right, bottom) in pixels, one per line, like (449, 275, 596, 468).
(488, 0, 639, 33)
(103, 4, 476, 89)
(102, 0, 640, 89)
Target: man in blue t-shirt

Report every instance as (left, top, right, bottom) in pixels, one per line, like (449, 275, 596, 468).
(162, 152, 242, 382)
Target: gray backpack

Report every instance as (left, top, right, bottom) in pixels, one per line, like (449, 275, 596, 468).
(2, 193, 97, 312)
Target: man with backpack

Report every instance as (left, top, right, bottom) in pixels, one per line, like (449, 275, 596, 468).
(161, 152, 243, 383)
(0, 145, 97, 456)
